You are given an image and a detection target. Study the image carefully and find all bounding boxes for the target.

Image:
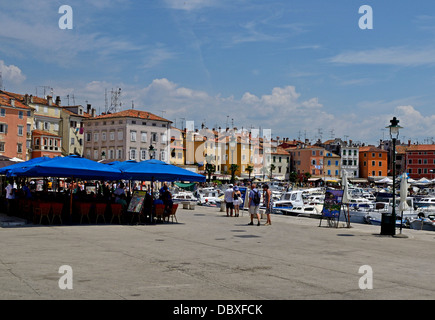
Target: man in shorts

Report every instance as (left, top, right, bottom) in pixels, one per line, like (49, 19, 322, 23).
(248, 183, 261, 226)
(224, 184, 234, 217)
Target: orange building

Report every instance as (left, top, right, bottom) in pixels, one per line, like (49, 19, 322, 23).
(31, 130, 63, 158)
(289, 145, 326, 177)
(359, 146, 388, 178)
(0, 93, 33, 160)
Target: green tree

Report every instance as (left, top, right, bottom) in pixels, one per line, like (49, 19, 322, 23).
(230, 164, 239, 184)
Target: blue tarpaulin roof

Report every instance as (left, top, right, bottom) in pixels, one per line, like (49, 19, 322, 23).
(5, 155, 124, 180)
(1, 157, 206, 182)
(122, 159, 206, 182)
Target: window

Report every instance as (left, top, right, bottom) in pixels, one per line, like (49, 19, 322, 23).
(118, 130, 123, 140)
(0, 109, 5, 117)
(117, 149, 123, 159)
(110, 131, 115, 141)
(130, 148, 137, 160)
(141, 149, 147, 160)
(71, 138, 75, 145)
(161, 133, 167, 144)
(101, 131, 107, 141)
(109, 149, 114, 160)
(86, 133, 91, 142)
(141, 132, 147, 142)
(17, 143, 23, 153)
(379, 161, 382, 167)
(0, 142, 4, 152)
(44, 122, 50, 130)
(93, 149, 98, 160)
(372, 161, 375, 166)
(17, 125, 23, 136)
(130, 130, 137, 142)
(94, 132, 99, 142)
(151, 132, 158, 142)
(18, 111, 23, 119)
(0, 123, 8, 134)
(379, 171, 382, 176)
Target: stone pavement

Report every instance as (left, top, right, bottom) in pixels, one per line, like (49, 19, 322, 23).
(0, 205, 434, 301)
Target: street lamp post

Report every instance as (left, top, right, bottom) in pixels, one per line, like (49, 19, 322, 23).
(381, 117, 402, 236)
(149, 145, 155, 160)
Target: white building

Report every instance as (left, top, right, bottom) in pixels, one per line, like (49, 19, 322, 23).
(83, 109, 172, 162)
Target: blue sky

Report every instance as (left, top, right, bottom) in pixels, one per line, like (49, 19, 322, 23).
(1, 0, 435, 145)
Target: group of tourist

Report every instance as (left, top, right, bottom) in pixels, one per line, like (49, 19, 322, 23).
(223, 183, 273, 226)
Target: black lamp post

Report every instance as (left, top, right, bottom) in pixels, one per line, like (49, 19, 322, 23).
(381, 117, 402, 236)
(149, 145, 155, 160)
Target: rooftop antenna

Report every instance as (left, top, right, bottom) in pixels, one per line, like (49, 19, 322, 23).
(105, 89, 108, 113)
(108, 88, 122, 113)
(132, 101, 135, 109)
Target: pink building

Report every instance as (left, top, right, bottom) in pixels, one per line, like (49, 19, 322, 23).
(0, 93, 33, 160)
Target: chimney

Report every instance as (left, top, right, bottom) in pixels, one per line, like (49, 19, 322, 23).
(24, 94, 29, 105)
(87, 104, 91, 114)
(47, 96, 53, 106)
(10, 99, 15, 107)
(91, 108, 96, 117)
(30, 95, 34, 103)
(55, 96, 61, 106)
(408, 140, 411, 147)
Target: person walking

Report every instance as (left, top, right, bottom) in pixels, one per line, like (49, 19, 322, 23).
(248, 183, 261, 226)
(233, 186, 242, 217)
(263, 184, 272, 226)
(224, 184, 234, 217)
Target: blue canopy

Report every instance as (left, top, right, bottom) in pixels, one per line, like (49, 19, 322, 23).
(0, 156, 53, 177)
(10, 155, 124, 180)
(122, 159, 206, 182)
(107, 160, 138, 171)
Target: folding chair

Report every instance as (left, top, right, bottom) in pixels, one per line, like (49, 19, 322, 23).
(110, 203, 123, 224)
(169, 203, 178, 223)
(79, 202, 92, 224)
(51, 202, 64, 225)
(95, 203, 107, 224)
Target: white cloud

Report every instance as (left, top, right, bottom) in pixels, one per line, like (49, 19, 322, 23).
(0, 60, 26, 84)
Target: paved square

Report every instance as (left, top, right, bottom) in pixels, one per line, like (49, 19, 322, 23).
(1, 206, 434, 300)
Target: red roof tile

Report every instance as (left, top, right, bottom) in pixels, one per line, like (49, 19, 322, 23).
(91, 109, 172, 123)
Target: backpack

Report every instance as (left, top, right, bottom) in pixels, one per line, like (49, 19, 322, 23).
(252, 189, 261, 206)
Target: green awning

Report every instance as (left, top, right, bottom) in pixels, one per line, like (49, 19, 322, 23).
(174, 182, 196, 191)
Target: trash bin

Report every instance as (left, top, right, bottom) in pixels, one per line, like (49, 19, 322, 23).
(219, 201, 225, 212)
(380, 213, 395, 235)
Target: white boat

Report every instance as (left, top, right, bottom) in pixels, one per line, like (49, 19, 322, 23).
(414, 197, 435, 209)
(195, 188, 222, 205)
(363, 197, 418, 224)
(172, 192, 198, 203)
(287, 204, 323, 218)
(409, 216, 435, 231)
(272, 188, 324, 215)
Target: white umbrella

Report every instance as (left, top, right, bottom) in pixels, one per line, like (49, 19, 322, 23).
(398, 173, 409, 234)
(341, 170, 350, 227)
(398, 173, 409, 212)
(341, 170, 350, 204)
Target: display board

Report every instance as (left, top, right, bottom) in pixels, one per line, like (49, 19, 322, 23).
(238, 187, 248, 209)
(319, 189, 344, 227)
(127, 190, 147, 213)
